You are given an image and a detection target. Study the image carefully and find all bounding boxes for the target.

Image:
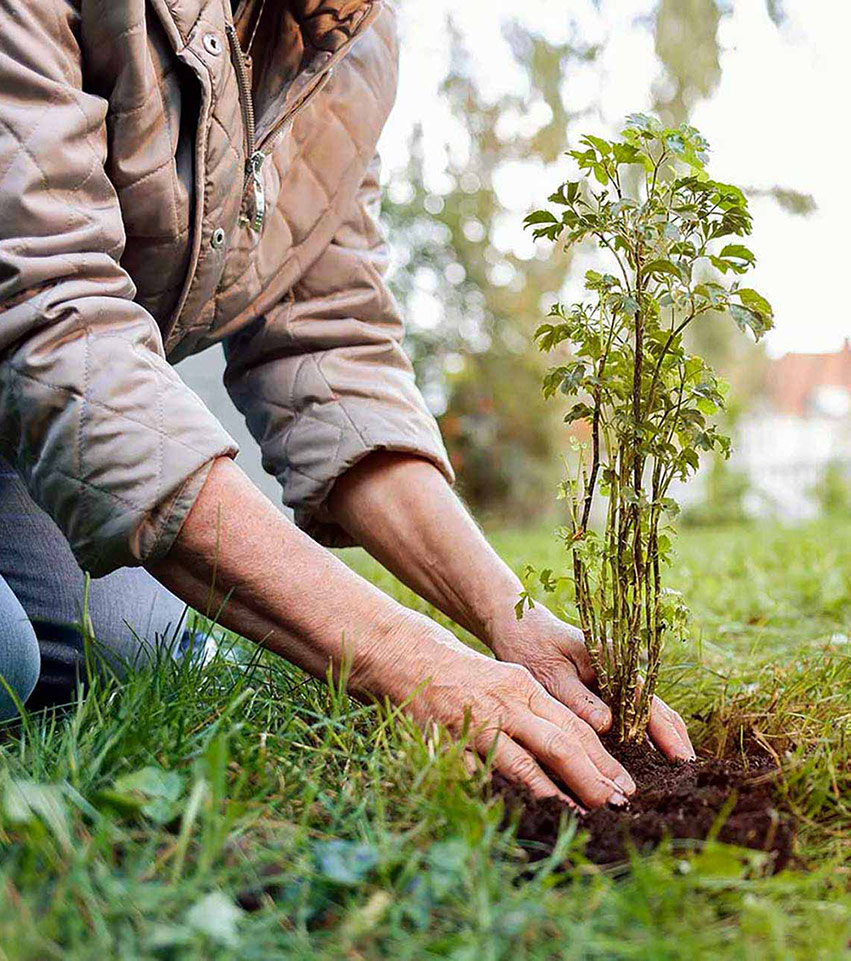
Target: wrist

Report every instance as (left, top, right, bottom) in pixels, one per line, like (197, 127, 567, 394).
(486, 599, 562, 661)
(347, 605, 467, 706)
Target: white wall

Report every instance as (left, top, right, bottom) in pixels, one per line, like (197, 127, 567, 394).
(732, 412, 851, 519)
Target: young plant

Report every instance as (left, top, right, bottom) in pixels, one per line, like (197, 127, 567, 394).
(523, 114, 773, 743)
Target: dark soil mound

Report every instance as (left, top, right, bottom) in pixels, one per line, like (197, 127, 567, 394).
(497, 738, 794, 872)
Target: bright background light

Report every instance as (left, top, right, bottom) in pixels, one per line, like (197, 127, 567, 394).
(381, 0, 851, 356)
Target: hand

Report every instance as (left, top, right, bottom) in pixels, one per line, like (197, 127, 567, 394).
(364, 611, 638, 809)
(486, 603, 695, 761)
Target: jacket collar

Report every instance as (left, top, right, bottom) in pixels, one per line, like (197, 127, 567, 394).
(151, 0, 382, 59)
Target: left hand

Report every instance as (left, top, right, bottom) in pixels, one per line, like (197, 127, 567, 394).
(486, 602, 695, 762)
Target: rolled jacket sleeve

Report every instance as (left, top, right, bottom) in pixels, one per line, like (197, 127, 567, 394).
(0, 0, 238, 576)
(224, 153, 453, 547)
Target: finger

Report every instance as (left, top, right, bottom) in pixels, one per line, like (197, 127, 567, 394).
(648, 695, 695, 761)
(462, 750, 482, 777)
(663, 699, 692, 746)
(543, 664, 612, 733)
(557, 630, 596, 685)
(481, 731, 580, 809)
(529, 687, 634, 795)
(508, 711, 629, 809)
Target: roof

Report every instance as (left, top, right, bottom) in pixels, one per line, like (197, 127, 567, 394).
(767, 338, 851, 417)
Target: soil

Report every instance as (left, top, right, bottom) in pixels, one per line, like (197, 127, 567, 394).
(496, 737, 795, 872)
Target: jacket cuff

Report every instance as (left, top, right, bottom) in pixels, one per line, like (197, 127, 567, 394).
(128, 454, 233, 568)
(72, 433, 239, 578)
(289, 403, 454, 548)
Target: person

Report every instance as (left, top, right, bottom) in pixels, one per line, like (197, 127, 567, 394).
(0, 0, 693, 808)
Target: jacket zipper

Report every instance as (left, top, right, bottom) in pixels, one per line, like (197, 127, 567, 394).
(225, 22, 266, 232)
(225, 1, 378, 233)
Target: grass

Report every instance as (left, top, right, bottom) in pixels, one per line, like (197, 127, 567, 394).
(1, 518, 850, 959)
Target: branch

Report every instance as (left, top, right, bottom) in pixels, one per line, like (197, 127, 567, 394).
(644, 304, 714, 417)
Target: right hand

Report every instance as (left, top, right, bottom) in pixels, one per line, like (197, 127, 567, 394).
(363, 613, 636, 810)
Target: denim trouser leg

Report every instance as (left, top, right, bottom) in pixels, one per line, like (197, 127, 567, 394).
(0, 574, 41, 721)
(0, 460, 201, 717)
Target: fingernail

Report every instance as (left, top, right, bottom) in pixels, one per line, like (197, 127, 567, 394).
(559, 793, 587, 816)
(607, 791, 629, 809)
(591, 708, 611, 730)
(614, 773, 635, 794)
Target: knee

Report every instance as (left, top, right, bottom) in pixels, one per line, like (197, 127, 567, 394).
(0, 600, 40, 722)
(84, 567, 191, 672)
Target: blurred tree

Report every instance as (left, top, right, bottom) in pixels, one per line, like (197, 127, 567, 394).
(384, 1, 808, 520)
(652, 0, 812, 216)
(652, 0, 723, 125)
(813, 462, 851, 518)
(765, 0, 787, 26)
(383, 24, 599, 519)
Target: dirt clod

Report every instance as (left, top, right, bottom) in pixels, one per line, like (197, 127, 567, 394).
(497, 738, 794, 871)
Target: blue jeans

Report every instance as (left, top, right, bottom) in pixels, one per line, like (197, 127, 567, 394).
(0, 461, 201, 720)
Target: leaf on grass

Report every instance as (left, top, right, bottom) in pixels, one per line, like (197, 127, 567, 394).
(185, 891, 244, 947)
(313, 839, 379, 887)
(2, 779, 72, 851)
(97, 766, 184, 824)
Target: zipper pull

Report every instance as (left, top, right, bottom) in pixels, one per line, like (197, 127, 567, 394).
(244, 151, 266, 232)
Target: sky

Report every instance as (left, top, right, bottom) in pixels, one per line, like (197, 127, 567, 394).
(378, 0, 851, 358)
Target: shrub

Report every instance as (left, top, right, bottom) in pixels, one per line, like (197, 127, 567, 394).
(522, 114, 773, 742)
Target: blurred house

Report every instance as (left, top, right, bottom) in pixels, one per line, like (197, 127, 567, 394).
(733, 339, 851, 518)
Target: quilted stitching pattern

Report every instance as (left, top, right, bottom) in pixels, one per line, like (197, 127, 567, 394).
(0, 0, 451, 572)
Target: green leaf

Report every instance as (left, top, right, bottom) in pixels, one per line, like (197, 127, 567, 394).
(695, 282, 728, 308)
(621, 295, 639, 316)
(564, 402, 594, 424)
(549, 181, 581, 205)
(534, 322, 572, 352)
(737, 287, 773, 318)
(644, 260, 682, 282)
(730, 303, 772, 341)
(100, 766, 185, 824)
(581, 134, 612, 157)
(612, 142, 642, 166)
(524, 209, 558, 226)
(719, 243, 756, 267)
(593, 162, 609, 186)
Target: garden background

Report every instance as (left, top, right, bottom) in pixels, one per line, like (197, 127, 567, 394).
(182, 0, 851, 525)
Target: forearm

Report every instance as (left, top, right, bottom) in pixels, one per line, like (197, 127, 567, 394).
(327, 452, 522, 648)
(148, 458, 469, 701)
(149, 457, 646, 805)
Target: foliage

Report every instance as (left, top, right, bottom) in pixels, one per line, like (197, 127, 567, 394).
(524, 114, 773, 742)
(812, 460, 851, 518)
(680, 453, 751, 527)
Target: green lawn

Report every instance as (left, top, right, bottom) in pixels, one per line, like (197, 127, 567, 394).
(1, 519, 850, 959)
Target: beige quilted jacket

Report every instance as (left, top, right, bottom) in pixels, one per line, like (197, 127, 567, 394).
(0, 0, 452, 576)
